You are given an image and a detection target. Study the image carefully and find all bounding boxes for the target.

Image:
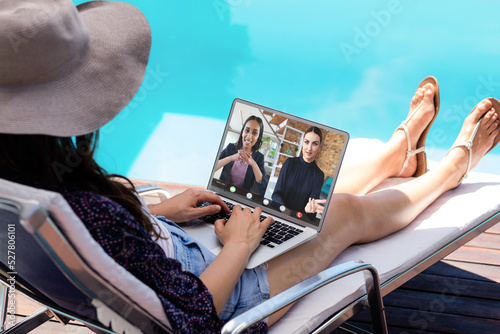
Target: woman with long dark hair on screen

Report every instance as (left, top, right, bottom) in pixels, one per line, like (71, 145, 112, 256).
(271, 126, 326, 214)
(216, 115, 269, 196)
(1, 2, 500, 333)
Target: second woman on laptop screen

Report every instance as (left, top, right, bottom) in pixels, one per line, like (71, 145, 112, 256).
(211, 99, 348, 227)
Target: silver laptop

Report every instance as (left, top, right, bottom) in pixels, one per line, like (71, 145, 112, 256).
(183, 98, 349, 268)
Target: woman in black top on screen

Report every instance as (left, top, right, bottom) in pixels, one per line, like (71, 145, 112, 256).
(272, 126, 326, 214)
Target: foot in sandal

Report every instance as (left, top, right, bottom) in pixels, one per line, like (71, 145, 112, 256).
(446, 98, 500, 187)
(389, 76, 439, 178)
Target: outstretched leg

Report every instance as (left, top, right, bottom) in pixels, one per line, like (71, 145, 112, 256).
(265, 98, 499, 326)
(335, 81, 437, 196)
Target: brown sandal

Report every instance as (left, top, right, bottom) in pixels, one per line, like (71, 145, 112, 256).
(447, 97, 500, 187)
(396, 76, 440, 177)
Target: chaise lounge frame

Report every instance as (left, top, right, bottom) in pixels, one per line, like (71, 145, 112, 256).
(0, 181, 387, 334)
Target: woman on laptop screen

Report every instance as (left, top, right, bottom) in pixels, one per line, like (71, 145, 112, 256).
(2, 2, 500, 333)
(216, 115, 269, 197)
(272, 126, 327, 214)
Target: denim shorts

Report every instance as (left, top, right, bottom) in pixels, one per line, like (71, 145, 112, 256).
(158, 218, 270, 321)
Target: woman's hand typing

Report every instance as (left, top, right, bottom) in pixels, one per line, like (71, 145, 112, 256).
(200, 205, 273, 314)
(214, 205, 273, 254)
(148, 189, 230, 223)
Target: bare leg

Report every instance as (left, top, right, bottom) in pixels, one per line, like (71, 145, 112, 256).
(265, 99, 499, 326)
(335, 83, 437, 196)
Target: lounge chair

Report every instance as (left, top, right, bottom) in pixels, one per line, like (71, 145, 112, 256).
(1, 139, 499, 333)
(0, 177, 387, 334)
(0, 179, 171, 334)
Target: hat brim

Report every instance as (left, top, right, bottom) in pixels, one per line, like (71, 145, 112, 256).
(0, 1, 151, 137)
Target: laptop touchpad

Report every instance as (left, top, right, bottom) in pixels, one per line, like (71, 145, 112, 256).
(184, 220, 223, 254)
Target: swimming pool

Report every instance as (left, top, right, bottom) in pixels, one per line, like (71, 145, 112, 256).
(74, 0, 500, 185)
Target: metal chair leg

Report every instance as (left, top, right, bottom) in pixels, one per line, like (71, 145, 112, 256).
(0, 285, 8, 331)
(2, 307, 54, 334)
(363, 267, 388, 334)
(338, 322, 373, 334)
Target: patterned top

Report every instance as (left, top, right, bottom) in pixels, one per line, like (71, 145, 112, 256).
(62, 189, 268, 334)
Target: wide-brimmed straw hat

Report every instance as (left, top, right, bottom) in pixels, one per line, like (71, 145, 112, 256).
(0, 0, 151, 136)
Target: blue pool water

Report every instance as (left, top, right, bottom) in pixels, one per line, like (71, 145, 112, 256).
(74, 0, 500, 185)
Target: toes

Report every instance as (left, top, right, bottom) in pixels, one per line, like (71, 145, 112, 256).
(422, 83, 434, 93)
(490, 123, 499, 138)
(411, 90, 422, 108)
(411, 84, 434, 110)
(472, 99, 493, 122)
(483, 109, 496, 128)
(419, 84, 434, 104)
(423, 84, 435, 102)
(485, 110, 499, 136)
(417, 86, 425, 100)
(411, 95, 419, 108)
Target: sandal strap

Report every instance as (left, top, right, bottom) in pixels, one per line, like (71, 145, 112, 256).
(448, 118, 483, 186)
(396, 99, 426, 177)
(396, 122, 426, 177)
(405, 99, 424, 125)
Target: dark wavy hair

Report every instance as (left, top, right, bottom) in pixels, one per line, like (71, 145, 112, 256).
(235, 115, 264, 152)
(0, 132, 160, 239)
(305, 126, 323, 144)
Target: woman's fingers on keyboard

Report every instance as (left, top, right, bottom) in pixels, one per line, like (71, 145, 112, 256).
(200, 192, 230, 213)
(253, 206, 262, 215)
(252, 207, 273, 228)
(261, 216, 274, 229)
(214, 218, 227, 228)
(195, 203, 222, 217)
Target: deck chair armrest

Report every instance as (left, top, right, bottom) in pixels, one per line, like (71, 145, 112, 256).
(221, 260, 388, 334)
(135, 184, 171, 203)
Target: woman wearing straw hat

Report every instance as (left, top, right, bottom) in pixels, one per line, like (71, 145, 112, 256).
(1, 1, 499, 333)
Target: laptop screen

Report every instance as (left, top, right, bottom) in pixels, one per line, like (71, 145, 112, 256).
(208, 99, 349, 230)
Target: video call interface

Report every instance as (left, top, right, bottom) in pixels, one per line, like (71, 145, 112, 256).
(210, 100, 347, 227)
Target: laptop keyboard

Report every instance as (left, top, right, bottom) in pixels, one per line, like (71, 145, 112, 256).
(196, 200, 304, 248)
